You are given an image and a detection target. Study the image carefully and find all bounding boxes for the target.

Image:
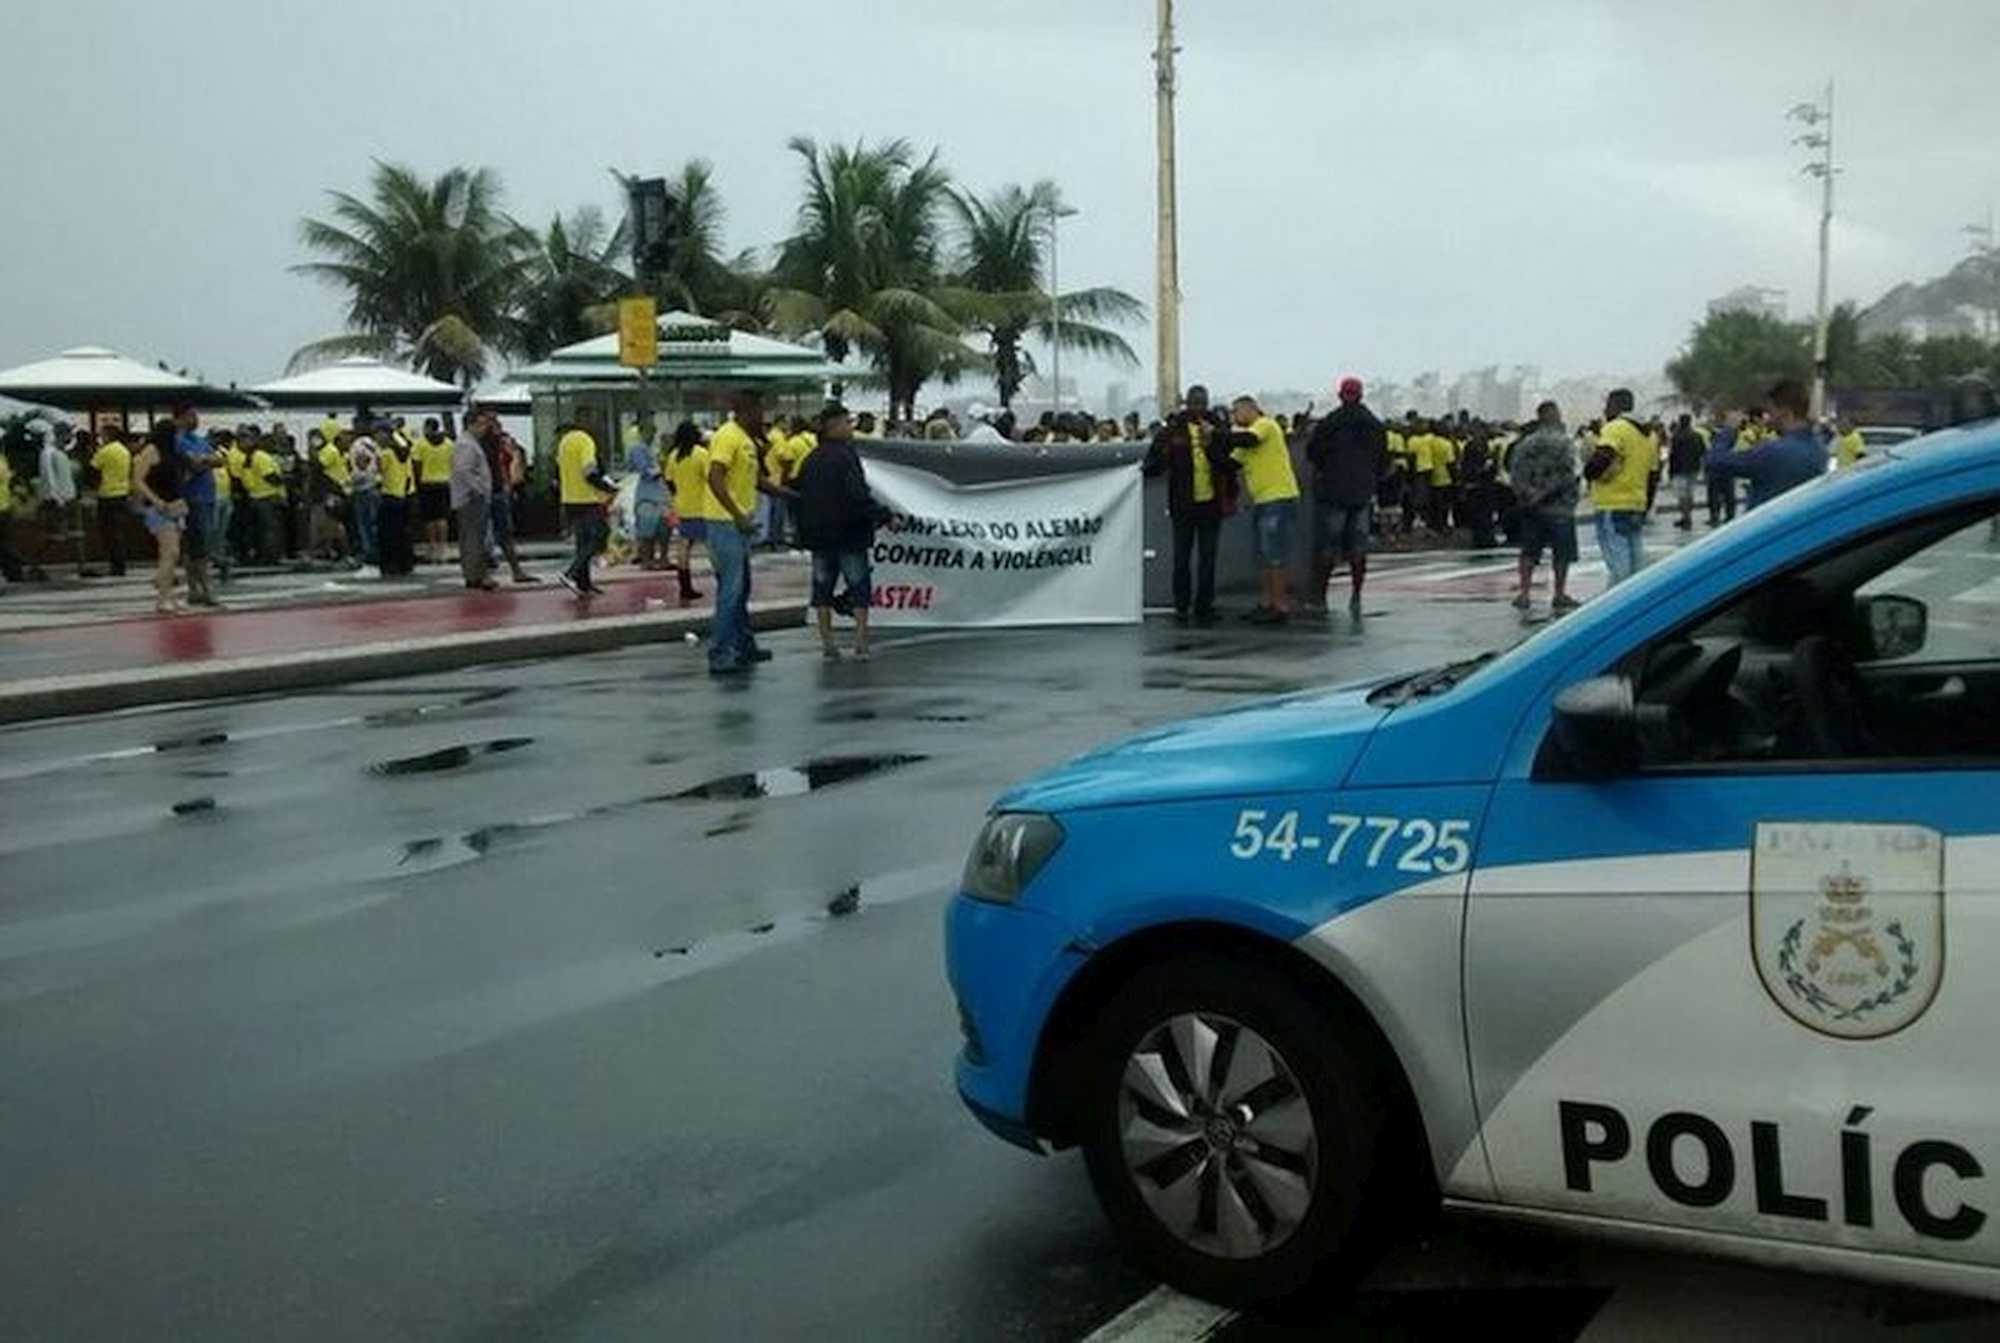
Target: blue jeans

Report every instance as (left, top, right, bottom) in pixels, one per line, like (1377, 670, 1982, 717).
(564, 505, 607, 586)
(1595, 509, 1645, 585)
(209, 498, 233, 570)
(705, 522, 755, 670)
(354, 489, 380, 565)
(1252, 500, 1297, 569)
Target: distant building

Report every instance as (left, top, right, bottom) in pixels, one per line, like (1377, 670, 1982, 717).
(1103, 381, 1129, 419)
(1707, 286, 1788, 321)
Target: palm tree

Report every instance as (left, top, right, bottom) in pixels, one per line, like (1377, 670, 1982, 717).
(946, 181, 1144, 409)
(291, 162, 529, 386)
(507, 206, 631, 361)
(767, 137, 967, 418)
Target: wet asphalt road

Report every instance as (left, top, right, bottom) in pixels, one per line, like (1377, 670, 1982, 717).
(4, 556, 1990, 1342)
(0, 598, 1500, 1343)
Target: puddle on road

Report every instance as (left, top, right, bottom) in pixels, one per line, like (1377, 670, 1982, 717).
(670, 754, 925, 802)
(389, 755, 922, 874)
(171, 797, 217, 816)
(1142, 670, 1307, 696)
(369, 737, 536, 777)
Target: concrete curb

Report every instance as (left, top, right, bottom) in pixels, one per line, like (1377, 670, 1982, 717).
(0, 602, 809, 726)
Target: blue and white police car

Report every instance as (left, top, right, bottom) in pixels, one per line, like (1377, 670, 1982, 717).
(947, 420, 2000, 1305)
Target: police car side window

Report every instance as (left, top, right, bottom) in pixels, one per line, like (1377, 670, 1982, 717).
(1628, 501, 2000, 770)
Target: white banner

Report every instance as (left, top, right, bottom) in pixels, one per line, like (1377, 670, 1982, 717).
(860, 457, 1143, 627)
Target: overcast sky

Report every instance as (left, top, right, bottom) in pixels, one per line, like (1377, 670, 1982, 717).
(3, 0, 1995, 403)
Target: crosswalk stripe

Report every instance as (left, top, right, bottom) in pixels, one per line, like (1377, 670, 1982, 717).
(1078, 1286, 1235, 1342)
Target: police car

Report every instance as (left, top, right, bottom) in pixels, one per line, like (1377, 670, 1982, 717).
(947, 420, 2000, 1305)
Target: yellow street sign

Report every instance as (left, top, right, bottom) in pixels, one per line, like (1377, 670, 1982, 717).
(617, 296, 658, 368)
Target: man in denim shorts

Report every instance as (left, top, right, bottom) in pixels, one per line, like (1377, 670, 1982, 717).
(1227, 395, 1301, 624)
(791, 403, 881, 661)
(1304, 376, 1388, 619)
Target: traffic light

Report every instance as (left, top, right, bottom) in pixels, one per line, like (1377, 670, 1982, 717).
(628, 176, 674, 279)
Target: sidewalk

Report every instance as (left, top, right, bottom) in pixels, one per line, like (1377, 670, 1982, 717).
(0, 552, 810, 724)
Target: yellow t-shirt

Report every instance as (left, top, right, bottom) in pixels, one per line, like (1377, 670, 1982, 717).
(1385, 429, 1406, 468)
(379, 448, 411, 498)
(762, 429, 789, 485)
(319, 417, 342, 447)
(224, 443, 247, 486)
(1231, 415, 1300, 505)
(1428, 435, 1457, 486)
(557, 429, 609, 505)
(1591, 416, 1655, 512)
(787, 430, 817, 479)
(0, 455, 13, 514)
(1836, 430, 1866, 469)
(1187, 420, 1215, 505)
(246, 449, 282, 500)
(212, 450, 233, 501)
(702, 421, 761, 522)
(91, 440, 132, 498)
(1407, 434, 1433, 476)
(418, 435, 455, 485)
(668, 445, 711, 519)
(318, 441, 352, 491)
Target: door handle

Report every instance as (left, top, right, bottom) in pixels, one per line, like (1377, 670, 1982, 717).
(1914, 676, 1965, 702)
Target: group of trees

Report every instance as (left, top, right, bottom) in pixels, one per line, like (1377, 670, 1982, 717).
(1666, 303, 2000, 412)
(291, 144, 1142, 415)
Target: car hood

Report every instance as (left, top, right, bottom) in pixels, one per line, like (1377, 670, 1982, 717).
(995, 684, 1391, 813)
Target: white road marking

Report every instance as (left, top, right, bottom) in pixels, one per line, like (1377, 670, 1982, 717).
(1079, 1286, 1236, 1343)
(1948, 575, 2000, 605)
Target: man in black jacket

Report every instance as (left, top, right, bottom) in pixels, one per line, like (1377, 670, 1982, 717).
(793, 402, 880, 661)
(1142, 384, 1236, 625)
(1303, 377, 1388, 618)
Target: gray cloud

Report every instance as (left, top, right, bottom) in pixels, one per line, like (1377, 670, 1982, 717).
(3, 0, 1994, 404)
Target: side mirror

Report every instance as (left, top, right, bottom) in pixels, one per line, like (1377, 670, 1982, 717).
(1549, 676, 1642, 779)
(1858, 593, 1927, 661)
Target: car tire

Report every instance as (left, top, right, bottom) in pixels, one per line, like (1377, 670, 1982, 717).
(1078, 953, 1385, 1306)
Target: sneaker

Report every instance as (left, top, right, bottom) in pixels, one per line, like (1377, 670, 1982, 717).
(853, 646, 872, 662)
(1510, 592, 1532, 611)
(749, 648, 775, 664)
(353, 565, 381, 580)
(1552, 593, 1581, 612)
(511, 571, 539, 585)
(822, 646, 843, 662)
(555, 572, 582, 598)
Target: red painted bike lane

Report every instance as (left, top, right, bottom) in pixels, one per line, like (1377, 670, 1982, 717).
(0, 567, 808, 683)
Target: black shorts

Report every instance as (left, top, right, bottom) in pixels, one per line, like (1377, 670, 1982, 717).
(419, 483, 451, 523)
(1518, 510, 1579, 566)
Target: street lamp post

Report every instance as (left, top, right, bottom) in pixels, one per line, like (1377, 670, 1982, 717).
(1789, 84, 1837, 420)
(1045, 196, 1077, 416)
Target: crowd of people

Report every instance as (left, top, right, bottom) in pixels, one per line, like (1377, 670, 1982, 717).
(0, 408, 545, 609)
(0, 379, 1865, 662)
(1138, 375, 1857, 626)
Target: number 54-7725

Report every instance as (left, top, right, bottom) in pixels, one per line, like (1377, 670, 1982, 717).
(1229, 809, 1472, 875)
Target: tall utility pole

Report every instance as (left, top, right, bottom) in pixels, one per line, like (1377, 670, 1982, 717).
(1153, 0, 1181, 416)
(1789, 84, 1836, 419)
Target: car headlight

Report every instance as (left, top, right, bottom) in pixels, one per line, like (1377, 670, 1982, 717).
(961, 812, 1065, 905)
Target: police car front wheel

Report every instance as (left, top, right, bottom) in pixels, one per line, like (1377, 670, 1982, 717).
(1079, 955, 1384, 1304)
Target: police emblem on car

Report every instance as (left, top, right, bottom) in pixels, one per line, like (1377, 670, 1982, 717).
(1751, 822, 1945, 1039)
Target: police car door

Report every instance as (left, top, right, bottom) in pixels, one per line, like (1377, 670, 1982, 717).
(1462, 499, 2000, 1275)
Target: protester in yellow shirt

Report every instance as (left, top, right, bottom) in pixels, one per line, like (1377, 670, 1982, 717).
(702, 397, 774, 673)
(370, 428, 417, 576)
(1834, 415, 1866, 469)
(1589, 389, 1654, 587)
(1228, 395, 1300, 623)
(0, 451, 20, 584)
(556, 423, 616, 597)
(88, 430, 133, 575)
(666, 420, 710, 604)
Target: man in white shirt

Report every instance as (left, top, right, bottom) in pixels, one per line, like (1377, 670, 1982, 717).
(34, 425, 84, 578)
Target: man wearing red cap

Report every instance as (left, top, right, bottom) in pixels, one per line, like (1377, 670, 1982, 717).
(1303, 376, 1389, 619)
